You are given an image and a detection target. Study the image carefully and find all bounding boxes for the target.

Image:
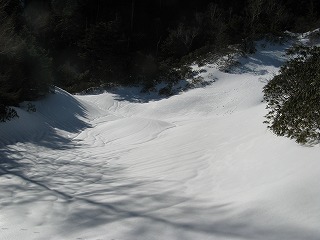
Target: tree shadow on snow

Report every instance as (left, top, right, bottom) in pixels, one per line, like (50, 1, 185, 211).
(48, 172, 320, 240)
(0, 88, 90, 176)
(0, 146, 247, 240)
(229, 41, 291, 76)
(80, 80, 192, 103)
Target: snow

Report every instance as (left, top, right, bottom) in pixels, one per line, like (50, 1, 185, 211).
(1, 38, 320, 240)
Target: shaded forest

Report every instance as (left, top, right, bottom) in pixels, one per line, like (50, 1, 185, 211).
(1, 0, 320, 119)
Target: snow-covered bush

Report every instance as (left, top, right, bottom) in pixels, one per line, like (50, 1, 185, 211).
(263, 45, 320, 144)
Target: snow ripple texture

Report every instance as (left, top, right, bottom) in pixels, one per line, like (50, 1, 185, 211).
(1, 39, 320, 240)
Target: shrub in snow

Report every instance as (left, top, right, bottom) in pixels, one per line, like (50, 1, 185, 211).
(27, 103, 36, 112)
(263, 45, 320, 144)
(0, 105, 18, 122)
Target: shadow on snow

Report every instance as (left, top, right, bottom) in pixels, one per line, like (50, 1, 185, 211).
(0, 88, 90, 176)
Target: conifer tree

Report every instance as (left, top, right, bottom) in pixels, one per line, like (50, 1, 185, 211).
(264, 45, 320, 144)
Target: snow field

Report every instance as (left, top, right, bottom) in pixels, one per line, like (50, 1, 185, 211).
(1, 39, 320, 240)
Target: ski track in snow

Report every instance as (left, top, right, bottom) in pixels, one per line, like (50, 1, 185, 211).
(1, 40, 320, 240)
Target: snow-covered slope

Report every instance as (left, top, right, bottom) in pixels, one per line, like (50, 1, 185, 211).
(1, 39, 320, 240)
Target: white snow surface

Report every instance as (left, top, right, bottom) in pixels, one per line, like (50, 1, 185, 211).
(1, 40, 320, 240)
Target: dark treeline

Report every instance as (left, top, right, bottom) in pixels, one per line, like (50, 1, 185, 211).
(1, 0, 320, 118)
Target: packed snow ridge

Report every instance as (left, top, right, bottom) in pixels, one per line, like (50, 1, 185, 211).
(1, 37, 320, 240)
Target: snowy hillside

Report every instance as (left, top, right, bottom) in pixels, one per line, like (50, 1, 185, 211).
(1, 38, 320, 240)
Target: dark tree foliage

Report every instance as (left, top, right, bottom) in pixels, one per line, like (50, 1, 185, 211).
(30, 0, 319, 92)
(1, 0, 320, 116)
(0, 0, 53, 120)
(263, 45, 320, 144)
